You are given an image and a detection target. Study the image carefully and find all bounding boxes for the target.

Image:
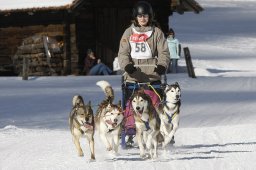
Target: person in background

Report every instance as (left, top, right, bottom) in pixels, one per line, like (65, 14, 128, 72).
(167, 28, 180, 73)
(83, 49, 112, 75)
(112, 56, 124, 75)
(83, 49, 97, 75)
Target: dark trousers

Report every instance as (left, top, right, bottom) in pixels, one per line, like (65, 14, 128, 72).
(168, 59, 178, 73)
(89, 63, 112, 75)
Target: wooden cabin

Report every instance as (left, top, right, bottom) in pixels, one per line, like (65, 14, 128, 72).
(0, 0, 203, 76)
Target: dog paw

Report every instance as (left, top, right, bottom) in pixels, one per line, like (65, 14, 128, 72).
(170, 137, 175, 145)
(140, 153, 148, 159)
(90, 155, 95, 160)
(78, 152, 84, 157)
(107, 146, 112, 151)
(164, 137, 172, 145)
(140, 154, 145, 158)
(140, 153, 150, 160)
(89, 158, 96, 162)
(152, 154, 158, 160)
(111, 150, 120, 156)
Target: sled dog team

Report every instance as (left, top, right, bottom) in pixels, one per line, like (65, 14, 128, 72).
(69, 80, 181, 160)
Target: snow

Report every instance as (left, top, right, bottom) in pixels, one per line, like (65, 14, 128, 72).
(171, 0, 256, 77)
(0, 0, 75, 11)
(1, 0, 256, 169)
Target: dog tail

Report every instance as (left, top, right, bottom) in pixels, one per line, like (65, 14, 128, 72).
(96, 80, 114, 102)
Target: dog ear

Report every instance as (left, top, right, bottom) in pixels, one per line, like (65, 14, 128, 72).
(175, 82, 180, 87)
(164, 84, 169, 92)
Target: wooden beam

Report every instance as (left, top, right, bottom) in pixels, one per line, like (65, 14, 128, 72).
(0, 10, 73, 28)
(183, 47, 196, 78)
(63, 18, 71, 75)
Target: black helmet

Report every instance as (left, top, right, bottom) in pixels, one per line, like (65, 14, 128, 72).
(132, 1, 154, 19)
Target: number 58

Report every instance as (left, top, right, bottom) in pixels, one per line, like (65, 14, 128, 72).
(135, 43, 146, 52)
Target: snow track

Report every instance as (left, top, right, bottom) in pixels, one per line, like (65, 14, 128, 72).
(1, 124, 256, 170)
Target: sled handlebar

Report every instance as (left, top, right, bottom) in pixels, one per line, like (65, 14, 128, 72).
(122, 64, 157, 76)
(134, 64, 157, 68)
(122, 63, 167, 85)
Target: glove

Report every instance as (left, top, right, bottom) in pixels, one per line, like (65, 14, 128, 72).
(154, 65, 166, 75)
(124, 64, 137, 74)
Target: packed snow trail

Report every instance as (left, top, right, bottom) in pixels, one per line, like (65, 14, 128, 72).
(1, 124, 256, 170)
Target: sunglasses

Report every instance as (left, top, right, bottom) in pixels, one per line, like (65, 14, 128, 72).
(137, 14, 149, 18)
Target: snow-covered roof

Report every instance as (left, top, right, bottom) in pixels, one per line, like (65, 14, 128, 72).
(0, 0, 204, 14)
(0, 0, 78, 12)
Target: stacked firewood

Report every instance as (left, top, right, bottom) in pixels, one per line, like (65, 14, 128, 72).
(13, 34, 64, 76)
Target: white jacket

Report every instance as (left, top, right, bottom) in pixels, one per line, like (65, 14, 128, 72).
(167, 37, 180, 59)
(113, 57, 121, 71)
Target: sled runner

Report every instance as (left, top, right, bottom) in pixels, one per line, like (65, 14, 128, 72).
(120, 64, 167, 149)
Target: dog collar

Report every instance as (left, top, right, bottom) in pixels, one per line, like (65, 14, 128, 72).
(135, 115, 151, 131)
(108, 129, 115, 133)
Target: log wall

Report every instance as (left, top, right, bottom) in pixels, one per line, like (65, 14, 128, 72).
(0, 24, 78, 76)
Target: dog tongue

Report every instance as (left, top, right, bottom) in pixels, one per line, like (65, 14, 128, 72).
(105, 120, 117, 127)
(84, 123, 93, 130)
(137, 111, 143, 117)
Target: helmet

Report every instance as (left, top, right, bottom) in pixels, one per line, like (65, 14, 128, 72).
(132, 1, 154, 19)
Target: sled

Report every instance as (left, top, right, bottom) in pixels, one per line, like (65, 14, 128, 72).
(120, 64, 167, 149)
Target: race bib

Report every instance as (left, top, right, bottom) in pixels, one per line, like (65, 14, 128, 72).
(129, 28, 153, 59)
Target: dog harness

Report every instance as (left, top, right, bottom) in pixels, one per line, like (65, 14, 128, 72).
(164, 110, 178, 124)
(134, 109, 160, 131)
(143, 120, 150, 131)
(134, 115, 150, 131)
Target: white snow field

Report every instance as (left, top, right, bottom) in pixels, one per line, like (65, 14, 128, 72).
(1, 0, 256, 170)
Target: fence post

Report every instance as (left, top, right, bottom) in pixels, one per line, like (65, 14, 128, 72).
(183, 47, 196, 78)
(22, 57, 29, 80)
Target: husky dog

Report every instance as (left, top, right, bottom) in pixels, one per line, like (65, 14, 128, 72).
(95, 80, 124, 155)
(130, 89, 160, 159)
(157, 82, 181, 148)
(69, 95, 95, 160)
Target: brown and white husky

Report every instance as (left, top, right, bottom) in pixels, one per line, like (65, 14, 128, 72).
(69, 95, 95, 160)
(95, 80, 124, 155)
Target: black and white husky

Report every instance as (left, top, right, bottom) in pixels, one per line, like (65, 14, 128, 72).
(157, 82, 181, 149)
(95, 80, 124, 155)
(130, 89, 160, 159)
(69, 95, 95, 160)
